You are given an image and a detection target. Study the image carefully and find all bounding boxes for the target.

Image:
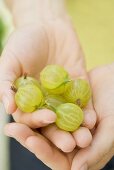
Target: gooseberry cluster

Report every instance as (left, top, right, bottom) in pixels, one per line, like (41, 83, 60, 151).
(12, 65, 91, 132)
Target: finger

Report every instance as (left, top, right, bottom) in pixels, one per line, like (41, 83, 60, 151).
(71, 117, 114, 170)
(0, 49, 21, 114)
(12, 109, 57, 128)
(83, 104, 97, 129)
(41, 124, 76, 153)
(72, 127, 92, 148)
(4, 123, 70, 170)
(4, 123, 34, 147)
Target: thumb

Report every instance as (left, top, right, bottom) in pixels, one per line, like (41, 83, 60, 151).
(71, 117, 114, 170)
(0, 49, 21, 114)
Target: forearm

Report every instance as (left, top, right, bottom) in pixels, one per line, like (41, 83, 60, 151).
(5, 0, 68, 27)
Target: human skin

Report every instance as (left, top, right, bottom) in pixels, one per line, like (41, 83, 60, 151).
(0, 0, 96, 152)
(5, 63, 114, 170)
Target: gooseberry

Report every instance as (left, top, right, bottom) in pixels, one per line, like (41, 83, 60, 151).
(64, 79, 91, 108)
(56, 103, 84, 132)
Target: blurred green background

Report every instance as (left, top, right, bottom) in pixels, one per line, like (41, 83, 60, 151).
(0, 18, 6, 53)
(0, 0, 13, 54)
(66, 0, 114, 70)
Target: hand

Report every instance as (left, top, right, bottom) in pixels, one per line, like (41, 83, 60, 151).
(4, 64, 114, 170)
(0, 20, 96, 152)
(69, 64, 114, 170)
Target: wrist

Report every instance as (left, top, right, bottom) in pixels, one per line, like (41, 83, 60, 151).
(7, 0, 68, 28)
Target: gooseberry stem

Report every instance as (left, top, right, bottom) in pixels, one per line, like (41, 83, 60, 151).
(76, 99, 81, 106)
(64, 78, 72, 84)
(45, 100, 56, 112)
(11, 86, 17, 93)
(56, 78, 72, 88)
(24, 72, 28, 79)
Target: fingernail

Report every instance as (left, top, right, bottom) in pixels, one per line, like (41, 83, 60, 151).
(80, 164, 88, 170)
(2, 96, 9, 114)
